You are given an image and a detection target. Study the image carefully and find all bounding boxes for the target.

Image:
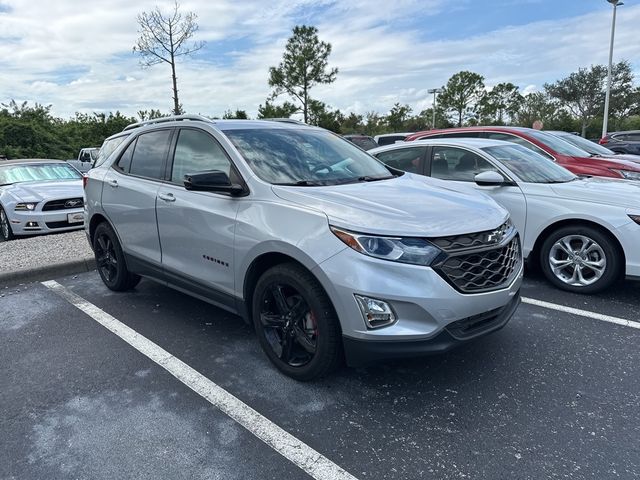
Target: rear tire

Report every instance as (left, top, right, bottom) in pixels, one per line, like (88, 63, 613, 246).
(539, 225, 621, 294)
(252, 263, 342, 381)
(93, 222, 141, 291)
(0, 206, 15, 241)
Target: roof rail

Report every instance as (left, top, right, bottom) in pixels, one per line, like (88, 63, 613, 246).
(123, 114, 214, 132)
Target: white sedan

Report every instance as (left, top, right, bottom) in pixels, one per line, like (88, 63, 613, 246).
(370, 138, 640, 293)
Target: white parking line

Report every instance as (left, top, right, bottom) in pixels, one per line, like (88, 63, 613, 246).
(522, 297, 640, 330)
(42, 280, 358, 480)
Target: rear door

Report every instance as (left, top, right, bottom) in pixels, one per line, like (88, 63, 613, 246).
(101, 129, 173, 265)
(156, 127, 241, 300)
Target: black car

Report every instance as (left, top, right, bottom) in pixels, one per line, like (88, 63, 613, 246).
(343, 134, 379, 151)
(599, 130, 640, 155)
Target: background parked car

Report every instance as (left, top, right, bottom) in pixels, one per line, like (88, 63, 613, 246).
(0, 159, 85, 241)
(405, 126, 640, 181)
(599, 130, 640, 155)
(547, 130, 640, 163)
(370, 138, 640, 293)
(343, 134, 379, 150)
(374, 133, 414, 146)
(67, 147, 99, 173)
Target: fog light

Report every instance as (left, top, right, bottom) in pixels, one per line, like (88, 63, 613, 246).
(26, 221, 38, 227)
(354, 295, 396, 329)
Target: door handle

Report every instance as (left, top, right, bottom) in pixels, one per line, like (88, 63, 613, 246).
(158, 192, 176, 202)
(108, 179, 118, 188)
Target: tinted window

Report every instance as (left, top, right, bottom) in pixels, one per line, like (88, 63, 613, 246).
(626, 133, 640, 141)
(129, 130, 171, 180)
(526, 130, 590, 156)
(483, 132, 552, 158)
(430, 146, 497, 182)
(377, 135, 408, 146)
(95, 135, 128, 168)
(115, 139, 136, 173)
(171, 129, 232, 184)
(375, 147, 425, 173)
(348, 137, 379, 151)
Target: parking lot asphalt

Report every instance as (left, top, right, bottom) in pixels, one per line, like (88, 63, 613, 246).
(2, 271, 639, 480)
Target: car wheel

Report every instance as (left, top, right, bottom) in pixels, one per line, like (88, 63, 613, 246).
(540, 225, 621, 294)
(252, 263, 342, 381)
(0, 206, 14, 241)
(93, 222, 141, 291)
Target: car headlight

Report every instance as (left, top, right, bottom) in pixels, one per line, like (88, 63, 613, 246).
(14, 202, 38, 211)
(612, 169, 640, 181)
(330, 226, 442, 266)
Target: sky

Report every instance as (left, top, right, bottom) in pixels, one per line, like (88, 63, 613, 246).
(0, 0, 639, 120)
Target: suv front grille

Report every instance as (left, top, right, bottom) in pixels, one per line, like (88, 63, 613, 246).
(42, 198, 84, 211)
(436, 235, 521, 293)
(431, 221, 513, 252)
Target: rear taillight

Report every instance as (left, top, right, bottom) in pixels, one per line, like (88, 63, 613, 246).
(598, 137, 608, 145)
(82, 175, 88, 189)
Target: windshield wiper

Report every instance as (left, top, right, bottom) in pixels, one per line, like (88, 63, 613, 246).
(274, 180, 326, 186)
(358, 175, 396, 182)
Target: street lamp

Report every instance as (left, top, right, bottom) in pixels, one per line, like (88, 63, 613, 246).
(427, 88, 442, 129)
(602, 0, 623, 138)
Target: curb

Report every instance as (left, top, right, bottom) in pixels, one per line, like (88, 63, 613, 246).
(0, 257, 96, 288)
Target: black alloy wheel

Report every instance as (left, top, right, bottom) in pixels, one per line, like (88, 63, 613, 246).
(93, 222, 141, 291)
(252, 263, 342, 381)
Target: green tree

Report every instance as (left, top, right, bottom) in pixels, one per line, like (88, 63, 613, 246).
(340, 112, 364, 133)
(133, 1, 204, 115)
(268, 25, 338, 123)
(386, 103, 413, 131)
(438, 71, 485, 127)
(515, 92, 559, 128)
(222, 109, 249, 119)
(308, 100, 343, 133)
(479, 82, 523, 125)
(256, 100, 298, 119)
(137, 109, 167, 121)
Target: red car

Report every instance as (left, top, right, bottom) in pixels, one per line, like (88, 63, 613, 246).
(405, 126, 640, 181)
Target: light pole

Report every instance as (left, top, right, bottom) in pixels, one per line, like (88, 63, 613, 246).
(602, 0, 623, 138)
(427, 88, 442, 129)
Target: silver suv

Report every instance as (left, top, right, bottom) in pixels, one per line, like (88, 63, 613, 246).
(84, 115, 523, 380)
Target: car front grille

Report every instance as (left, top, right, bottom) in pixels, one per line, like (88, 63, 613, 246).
(427, 221, 521, 294)
(42, 198, 84, 211)
(45, 220, 83, 229)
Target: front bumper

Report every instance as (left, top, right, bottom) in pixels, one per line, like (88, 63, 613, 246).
(342, 292, 520, 366)
(9, 208, 85, 236)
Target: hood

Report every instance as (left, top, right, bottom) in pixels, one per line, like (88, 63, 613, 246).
(548, 177, 640, 208)
(271, 173, 508, 237)
(595, 153, 640, 164)
(575, 154, 640, 171)
(4, 180, 83, 203)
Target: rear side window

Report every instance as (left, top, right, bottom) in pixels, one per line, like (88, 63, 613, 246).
(95, 135, 128, 168)
(171, 129, 232, 184)
(115, 139, 136, 173)
(483, 132, 554, 159)
(626, 133, 640, 141)
(129, 130, 172, 180)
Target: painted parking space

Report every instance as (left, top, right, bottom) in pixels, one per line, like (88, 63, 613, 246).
(2, 271, 639, 479)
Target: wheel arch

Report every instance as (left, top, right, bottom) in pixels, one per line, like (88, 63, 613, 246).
(530, 218, 626, 276)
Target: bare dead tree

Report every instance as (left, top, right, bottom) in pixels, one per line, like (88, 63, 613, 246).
(133, 1, 204, 115)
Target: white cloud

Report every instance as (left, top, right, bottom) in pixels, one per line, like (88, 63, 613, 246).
(0, 0, 638, 119)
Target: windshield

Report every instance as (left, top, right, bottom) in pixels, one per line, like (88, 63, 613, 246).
(526, 130, 592, 157)
(0, 163, 82, 185)
(223, 128, 394, 185)
(481, 144, 576, 183)
(551, 132, 615, 156)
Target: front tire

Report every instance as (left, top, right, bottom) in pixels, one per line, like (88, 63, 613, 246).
(93, 222, 141, 291)
(252, 263, 342, 381)
(539, 225, 621, 294)
(0, 206, 15, 241)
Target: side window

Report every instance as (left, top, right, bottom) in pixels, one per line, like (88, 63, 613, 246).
(171, 129, 232, 184)
(430, 147, 497, 182)
(375, 147, 426, 174)
(129, 130, 172, 180)
(115, 139, 136, 173)
(627, 133, 640, 141)
(483, 132, 553, 159)
(440, 132, 481, 139)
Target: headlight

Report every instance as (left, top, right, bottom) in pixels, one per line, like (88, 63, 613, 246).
(330, 226, 442, 266)
(612, 169, 640, 181)
(629, 215, 640, 225)
(14, 202, 38, 211)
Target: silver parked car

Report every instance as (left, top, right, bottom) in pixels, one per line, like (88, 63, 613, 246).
(370, 138, 640, 293)
(0, 159, 85, 241)
(84, 115, 523, 380)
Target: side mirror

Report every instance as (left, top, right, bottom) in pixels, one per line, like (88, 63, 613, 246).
(184, 170, 245, 196)
(474, 170, 506, 187)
